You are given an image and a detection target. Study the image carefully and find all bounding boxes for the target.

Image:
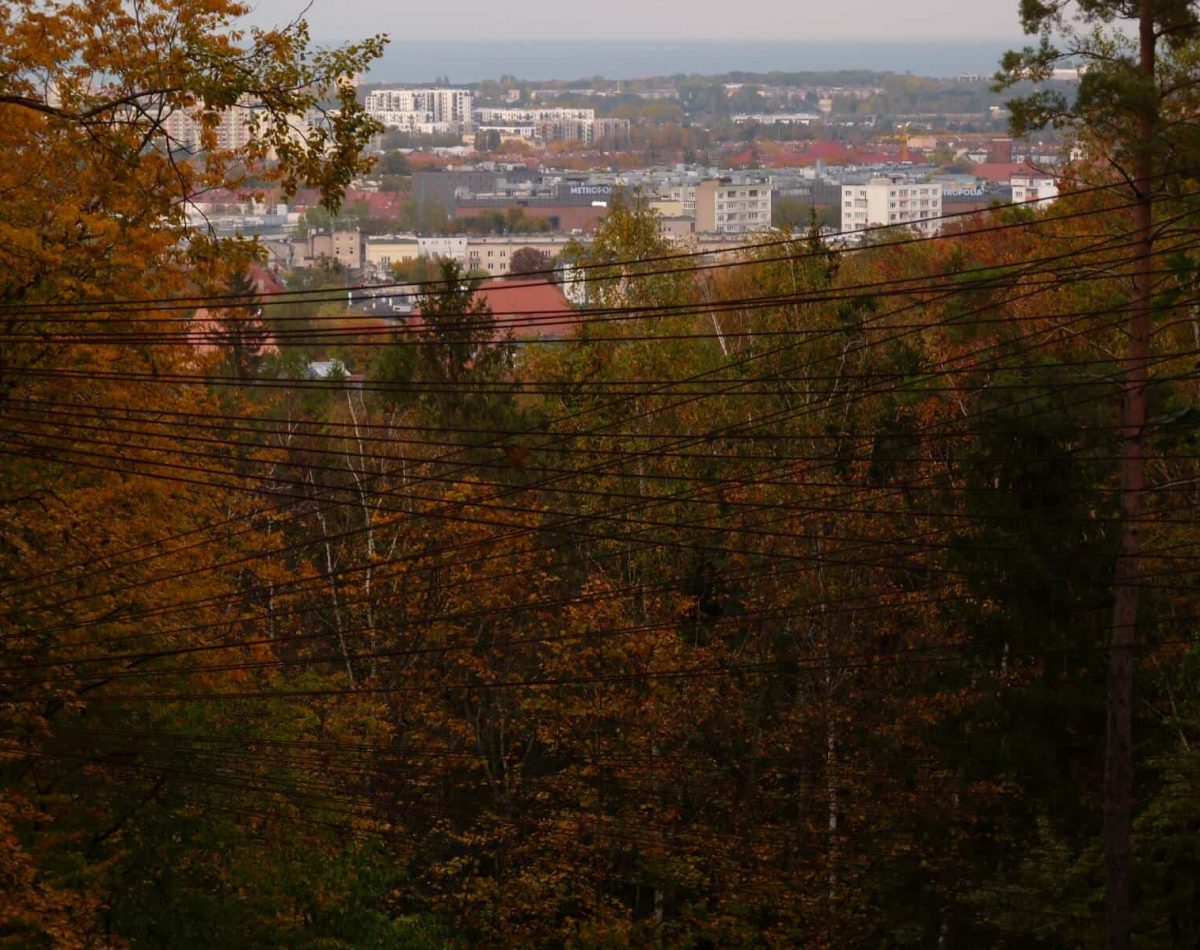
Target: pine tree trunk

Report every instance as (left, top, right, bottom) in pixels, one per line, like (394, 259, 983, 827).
(1104, 5, 1156, 945)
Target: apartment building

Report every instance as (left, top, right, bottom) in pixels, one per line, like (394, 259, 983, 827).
(365, 88, 474, 132)
(163, 97, 313, 152)
(473, 108, 629, 145)
(694, 179, 773, 235)
(417, 236, 469, 264)
(664, 184, 697, 216)
(1010, 174, 1059, 207)
(841, 178, 943, 235)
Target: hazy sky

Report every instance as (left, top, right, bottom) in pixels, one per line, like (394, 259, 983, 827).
(244, 0, 1025, 43)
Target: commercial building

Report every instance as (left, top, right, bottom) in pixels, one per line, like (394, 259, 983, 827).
(694, 178, 773, 235)
(841, 178, 943, 235)
(413, 169, 501, 213)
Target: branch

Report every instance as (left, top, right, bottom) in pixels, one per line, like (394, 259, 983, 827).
(0, 87, 182, 122)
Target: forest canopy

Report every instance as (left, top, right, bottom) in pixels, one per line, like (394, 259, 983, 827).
(2, 2, 1200, 948)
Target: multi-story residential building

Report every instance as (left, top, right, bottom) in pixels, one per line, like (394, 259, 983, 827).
(368, 234, 575, 277)
(163, 96, 314, 153)
(473, 108, 629, 146)
(365, 88, 473, 132)
(1010, 174, 1059, 207)
(592, 117, 632, 145)
(694, 178, 773, 234)
(841, 177, 943, 235)
(664, 184, 698, 216)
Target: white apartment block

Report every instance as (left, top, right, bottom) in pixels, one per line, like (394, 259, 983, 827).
(842, 178, 943, 235)
(1011, 174, 1059, 207)
(473, 107, 628, 145)
(365, 88, 474, 132)
(695, 179, 772, 235)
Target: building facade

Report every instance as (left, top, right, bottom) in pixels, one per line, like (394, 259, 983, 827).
(694, 179, 773, 234)
(1010, 174, 1059, 207)
(365, 88, 474, 133)
(473, 107, 629, 145)
(842, 178, 943, 235)
(298, 229, 367, 270)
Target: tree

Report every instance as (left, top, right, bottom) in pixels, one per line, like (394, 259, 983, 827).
(508, 247, 551, 277)
(206, 270, 271, 380)
(998, 5, 1200, 945)
(377, 150, 412, 175)
(414, 259, 516, 428)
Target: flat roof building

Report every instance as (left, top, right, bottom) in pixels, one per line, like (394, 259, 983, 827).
(842, 178, 943, 236)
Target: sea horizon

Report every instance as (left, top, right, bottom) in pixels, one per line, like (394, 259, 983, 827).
(358, 39, 1025, 85)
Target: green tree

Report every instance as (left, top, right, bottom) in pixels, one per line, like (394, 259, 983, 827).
(414, 259, 516, 428)
(208, 270, 271, 380)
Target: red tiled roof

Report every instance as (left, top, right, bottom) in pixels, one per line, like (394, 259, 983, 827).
(476, 279, 575, 339)
(248, 262, 285, 296)
(412, 279, 576, 341)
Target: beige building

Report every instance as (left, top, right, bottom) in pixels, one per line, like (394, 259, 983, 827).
(298, 229, 367, 269)
(649, 198, 686, 218)
(473, 107, 630, 146)
(466, 235, 577, 276)
(366, 235, 421, 269)
(695, 178, 773, 235)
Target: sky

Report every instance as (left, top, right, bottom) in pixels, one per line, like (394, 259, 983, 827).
(243, 0, 1025, 44)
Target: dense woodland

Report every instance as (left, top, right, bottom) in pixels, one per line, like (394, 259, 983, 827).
(3, 1, 1200, 947)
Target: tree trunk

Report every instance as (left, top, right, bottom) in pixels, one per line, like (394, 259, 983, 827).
(1104, 5, 1155, 946)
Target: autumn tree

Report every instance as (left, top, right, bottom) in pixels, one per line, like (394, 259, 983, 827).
(0, 1, 388, 942)
(508, 246, 551, 277)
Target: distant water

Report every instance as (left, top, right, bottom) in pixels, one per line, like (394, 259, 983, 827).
(364, 40, 1022, 84)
